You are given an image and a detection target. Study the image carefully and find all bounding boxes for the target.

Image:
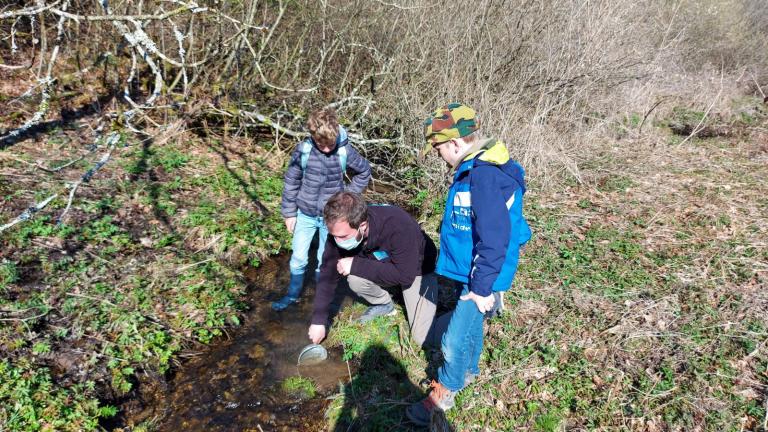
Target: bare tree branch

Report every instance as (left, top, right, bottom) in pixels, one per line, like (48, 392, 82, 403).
(0, 194, 58, 233)
(49, 4, 204, 22)
(0, 1, 60, 20)
(57, 132, 121, 225)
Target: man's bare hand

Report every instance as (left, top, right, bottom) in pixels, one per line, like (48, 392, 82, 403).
(460, 291, 496, 314)
(337, 257, 353, 276)
(308, 324, 326, 344)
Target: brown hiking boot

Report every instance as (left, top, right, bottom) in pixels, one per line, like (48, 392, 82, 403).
(405, 380, 456, 427)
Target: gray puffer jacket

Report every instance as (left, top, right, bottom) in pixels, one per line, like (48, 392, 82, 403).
(281, 126, 372, 218)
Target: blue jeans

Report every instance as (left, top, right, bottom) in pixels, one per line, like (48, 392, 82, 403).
(438, 283, 485, 392)
(289, 210, 328, 274)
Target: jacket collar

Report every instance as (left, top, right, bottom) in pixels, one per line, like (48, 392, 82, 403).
(455, 139, 508, 175)
(454, 140, 526, 193)
(361, 207, 378, 252)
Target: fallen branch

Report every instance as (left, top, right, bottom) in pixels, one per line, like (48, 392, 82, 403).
(119, 17, 209, 68)
(678, 68, 725, 146)
(0, 309, 49, 322)
(175, 258, 214, 274)
(0, 78, 54, 146)
(0, 194, 58, 234)
(325, 96, 368, 110)
(253, 62, 318, 94)
(0, 1, 60, 20)
(373, 0, 438, 10)
(57, 132, 121, 225)
(108, 14, 164, 133)
(66, 292, 117, 307)
(0, 62, 31, 70)
(208, 104, 402, 146)
(6, 153, 89, 173)
(639, 96, 670, 134)
(170, 18, 189, 96)
(347, 133, 399, 145)
(240, 108, 306, 138)
(1, 1, 69, 147)
(49, 0, 206, 22)
(40, 155, 85, 172)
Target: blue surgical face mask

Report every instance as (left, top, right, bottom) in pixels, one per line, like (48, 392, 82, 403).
(335, 228, 362, 250)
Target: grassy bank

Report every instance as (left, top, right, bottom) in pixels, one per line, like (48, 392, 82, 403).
(1, 99, 766, 431)
(2, 0, 768, 429)
(319, 103, 768, 431)
(0, 127, 290, 431)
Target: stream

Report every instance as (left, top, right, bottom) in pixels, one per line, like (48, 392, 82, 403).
(115, 255, 352, 431)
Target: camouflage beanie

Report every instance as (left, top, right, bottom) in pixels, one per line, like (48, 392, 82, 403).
(423, 103, 479, 146)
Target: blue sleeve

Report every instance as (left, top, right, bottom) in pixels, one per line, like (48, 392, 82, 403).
(345, 146, 371, 193)
(468, 165, 511, 297)
(280, 143, 305, 218)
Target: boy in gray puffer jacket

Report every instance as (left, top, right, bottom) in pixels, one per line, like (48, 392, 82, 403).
(272, 108, 372, 311)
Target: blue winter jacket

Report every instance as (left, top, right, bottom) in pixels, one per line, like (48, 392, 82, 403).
(436, 139, 532, 297)
(281, 126, 372, 218)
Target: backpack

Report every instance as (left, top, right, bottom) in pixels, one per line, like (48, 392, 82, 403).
(299, 140, 347, 172)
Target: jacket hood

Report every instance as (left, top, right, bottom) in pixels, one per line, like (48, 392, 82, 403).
(457, 139, 525, 192)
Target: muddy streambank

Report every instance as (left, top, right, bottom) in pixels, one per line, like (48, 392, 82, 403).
(111, 254, 352, 431)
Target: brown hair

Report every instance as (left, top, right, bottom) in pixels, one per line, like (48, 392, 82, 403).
(323, 192, 368, 228)
(460, 130, 481, 145)
(307, 108, 339, 145)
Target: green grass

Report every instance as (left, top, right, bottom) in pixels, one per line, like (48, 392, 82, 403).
(179, 165, 288, 266)
(281, 376, 316, 399)
(0, 359, 115, 431)
(323, 304, 429, 430)
(320, 163, 766, 431)
(0, 260, 18, 291)
(521, 207, 659, 298)
(0, 135, 294, 428)
(2, 102, 766, 431)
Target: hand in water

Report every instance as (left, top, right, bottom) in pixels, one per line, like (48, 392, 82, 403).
(308, 324, 326, 344)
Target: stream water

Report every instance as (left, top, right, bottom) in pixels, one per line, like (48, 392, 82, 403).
(116, 255, 352, 431)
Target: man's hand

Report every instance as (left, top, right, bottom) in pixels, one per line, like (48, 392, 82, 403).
(284, 217, 297, 234)
(308, 324, 326, 344)
(460, 291, 496, 314)
(337, 257, 353, 276)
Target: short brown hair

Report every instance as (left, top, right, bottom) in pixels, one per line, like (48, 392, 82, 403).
(461, 130, 480, 144)
(307, 108, 339, 145)
(324, 192, 368, 228)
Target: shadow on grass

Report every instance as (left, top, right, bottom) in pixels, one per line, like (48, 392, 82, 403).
(0, 90, 118, 150)
(333, 343, 454, 432)
(128, 134, 176, 233)
(205, 138, 270, 216)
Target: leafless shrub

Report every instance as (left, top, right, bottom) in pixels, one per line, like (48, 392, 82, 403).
(673, 0, 768, 72)
(2, 0, 768, 216)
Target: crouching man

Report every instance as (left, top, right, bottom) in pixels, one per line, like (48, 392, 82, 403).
(307, 191, 440, 348)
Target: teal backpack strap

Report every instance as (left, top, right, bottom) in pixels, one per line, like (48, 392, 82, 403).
(338, 146, 347, 172)
(299, 141, 312, 171)
(300, 139, 347, 173)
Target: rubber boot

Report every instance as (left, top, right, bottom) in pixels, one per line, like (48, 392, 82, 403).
(271, 272, 304, 311)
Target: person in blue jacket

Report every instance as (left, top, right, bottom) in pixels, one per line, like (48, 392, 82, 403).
(407, 103, 532, 426)
(273, 108, 372, 311)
